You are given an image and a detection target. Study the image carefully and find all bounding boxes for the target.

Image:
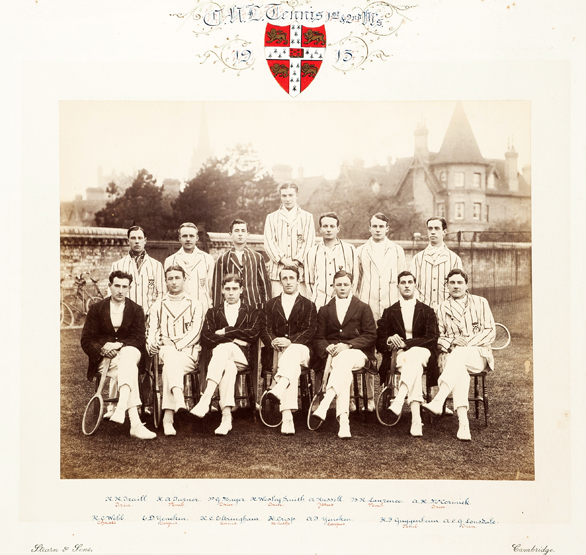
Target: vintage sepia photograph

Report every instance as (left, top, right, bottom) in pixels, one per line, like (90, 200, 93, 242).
(60, 100, 533, 481)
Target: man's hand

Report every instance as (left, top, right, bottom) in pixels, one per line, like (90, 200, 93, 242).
(215, 328, 226, 336)
(387, 334, 407, 350)
(326, 343, 351, 357)
(451, 337, 468, 348)
(272, 337, 291, 351)
(280, 256, 297, 267)
(100, 341, 121, 358)
(147, 343, 159, 356)
(160, 337, 175, 347)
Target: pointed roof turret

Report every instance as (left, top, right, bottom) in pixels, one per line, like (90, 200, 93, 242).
(432, 102, 486, 165)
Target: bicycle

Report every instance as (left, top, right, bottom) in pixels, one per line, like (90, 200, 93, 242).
(60, 274, 101, 328)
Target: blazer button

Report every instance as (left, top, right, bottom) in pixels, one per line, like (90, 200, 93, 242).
(340, 329, 343, 332)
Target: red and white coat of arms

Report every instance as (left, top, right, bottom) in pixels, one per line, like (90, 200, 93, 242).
(264, 23, 326, 97)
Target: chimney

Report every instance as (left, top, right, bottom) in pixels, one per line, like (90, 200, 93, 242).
(522, 164, 531, 186)
(414, 122, 429, 163)
(505, 144, 519, 192)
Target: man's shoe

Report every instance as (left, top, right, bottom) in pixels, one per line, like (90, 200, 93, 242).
(457, 423, 471, 441)
(422, 399, 443, 416)
(190, 397, 210, 418)
(281, 418, 295, 435)
(349, 400, 357, 413)
(410, 421, 423, 437)
(338, 415, 351, 439)
(367, 399, 375, 412)
(130, 423, 156, 439)
(215, 416, 233, 436)
(444, 406, 454, 416)
(163, 422, 176, 436)
(110, 407, 126, 424)
(103, 404, 115, 419)
(312, 401, 328, 422)
(389, 397, 404, 416)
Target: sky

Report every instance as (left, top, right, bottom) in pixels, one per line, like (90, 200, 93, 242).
(60, 100, 531, 200)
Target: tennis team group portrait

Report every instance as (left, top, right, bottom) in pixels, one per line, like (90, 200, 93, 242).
(59, 100, 533, 480)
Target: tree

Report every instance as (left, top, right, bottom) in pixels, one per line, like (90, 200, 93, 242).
(106, 181, 119, 200)
(172, 144, 279, 233)
(94, 169, 172, 239)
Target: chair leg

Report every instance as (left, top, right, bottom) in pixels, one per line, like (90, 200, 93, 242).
(474, 376, 480, 420)
(361, 374, 368, 422)
(244, 372, 256, 423)
(482, 375, 489, 426)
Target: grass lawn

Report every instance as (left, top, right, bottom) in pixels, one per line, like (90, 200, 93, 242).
(61, 328, 534, 481)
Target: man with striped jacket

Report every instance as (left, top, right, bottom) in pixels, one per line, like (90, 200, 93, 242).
(410, 217, 463, 310)
(423, 269, 495, 441)
(110, 226, 165, 315)
(263, 182, 315, 298)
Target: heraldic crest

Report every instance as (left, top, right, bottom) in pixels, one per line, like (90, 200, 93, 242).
(264, 23, 326, 97)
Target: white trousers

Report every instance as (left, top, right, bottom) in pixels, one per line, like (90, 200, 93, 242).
(99, 346, 142, 410)
(396, 347, 431, 404)
(275, 343, 311, 411)
(439, 347, 487, 410)
(325, 350, 368, 417)
(159, 345, 199, 411)
(206, 343, 247, 410)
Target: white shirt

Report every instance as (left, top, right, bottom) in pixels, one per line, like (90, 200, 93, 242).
(399, 297, 417, 339)
(336, 294, 353, 324)
(281, 291, 299, 320)
(110, 301, 125, 332)
(224, 300, 241, 327)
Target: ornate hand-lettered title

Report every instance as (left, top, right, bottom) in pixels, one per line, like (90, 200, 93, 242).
(170, 1, 416, 94)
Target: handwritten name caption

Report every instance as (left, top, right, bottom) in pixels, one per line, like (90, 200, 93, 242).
(31, 545, 91, 553)
(91, 514, 124, 526)
(380, 516, 496, 528)
(199, 515, 259, 525)
(306, 516, 351, 527)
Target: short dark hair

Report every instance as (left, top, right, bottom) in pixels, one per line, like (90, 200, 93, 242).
(318, 212, 340, 227)
(178, 222, 198, 236)
(447, 268, 468, 284)
(370, 212, 389, 226)
(127, 225, 145, 238)
(229, 219, 248, 233)
(165, 264, 186, 278)
(333, 270, 353, 284)
(221, 273, 243, 288)
(279, 182, 299, 193)
(109, 270, 133, 285)
(426, 217, 447, 231)
(279, 265, 300, 279)
(398, 271, 416, 284)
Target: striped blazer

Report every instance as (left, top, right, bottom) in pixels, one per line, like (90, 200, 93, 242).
(436, 293, 496, 370)
(164, 247, 214, 313)
(212, 247, 271, 310)
(201, 302, 261, 365)
(409, 245, 463, 310)
(304, 239, 356, 309)
(110, 252, 165, 314)
(355, 237, 406, 321)
(263, 205, 316, 282)
(146, 292, 205, 359)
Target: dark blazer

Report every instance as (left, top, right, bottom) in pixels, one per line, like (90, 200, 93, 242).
(376, 300, 439, 386)
(260, 293, 317, 372)
(313, 296, 377, 374)
(201, 302, 261, 365)
(80, 297, 146, 381)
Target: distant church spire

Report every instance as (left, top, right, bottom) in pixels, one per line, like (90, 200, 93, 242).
(188, 104, 213, 180)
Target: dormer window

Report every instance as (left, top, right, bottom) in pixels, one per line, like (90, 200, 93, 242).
(487, 173, 496, 189)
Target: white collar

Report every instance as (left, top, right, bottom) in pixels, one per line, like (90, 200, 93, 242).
(399, 297, 417, 308)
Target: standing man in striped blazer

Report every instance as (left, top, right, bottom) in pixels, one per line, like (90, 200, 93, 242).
(355, 212, 406, 410)
(423, 269, 495, 441)
(410, 217, 463, 310)
(213, 219, 271, 310)
(305, 212, 356, 310)
(164, 222, 215, 314)
(263, 182, 316, 298)
(110, 226, 165, 316)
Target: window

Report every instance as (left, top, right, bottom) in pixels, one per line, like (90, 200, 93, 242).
(473, 172, 482, 188)
(473, 203, 481, 220)
(487, 173, 495, 189)
(455, 202, 465, 220)
(486, 205, 490, 222)
(437, 202, 446, 218)
(455, 172, 465, 188)
(440, 170, 447, 183)
(371, 180, 381, 195)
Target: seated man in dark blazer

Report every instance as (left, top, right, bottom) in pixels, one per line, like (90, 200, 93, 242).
(261, 266, 317, 435)
(376, 271, 439, 437)
(312, 270, 377, 439)
(81, 270, 154, 439)
(191, 273, 261, 436)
